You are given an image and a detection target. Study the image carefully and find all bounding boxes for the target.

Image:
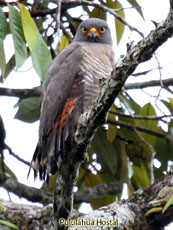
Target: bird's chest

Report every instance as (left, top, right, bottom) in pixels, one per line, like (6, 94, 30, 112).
(79, 46, 113, 111)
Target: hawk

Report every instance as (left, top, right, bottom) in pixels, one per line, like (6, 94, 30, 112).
(30, 18, 115, 180)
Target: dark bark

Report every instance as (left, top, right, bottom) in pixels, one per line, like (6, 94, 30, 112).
(0, 86, 40, 98)
(0, 171, 122, 205)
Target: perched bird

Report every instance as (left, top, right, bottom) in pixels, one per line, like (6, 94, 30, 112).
(29, 18, 115, 180)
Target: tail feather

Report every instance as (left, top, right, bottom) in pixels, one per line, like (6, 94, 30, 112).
(28, 96, 80, 180)
(27, 144, 40, 179)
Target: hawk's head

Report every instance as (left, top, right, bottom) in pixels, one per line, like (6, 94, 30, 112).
(73, 18, 113, 45)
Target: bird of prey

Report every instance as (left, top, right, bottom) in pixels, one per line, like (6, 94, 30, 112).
(29, 18, 115, 180)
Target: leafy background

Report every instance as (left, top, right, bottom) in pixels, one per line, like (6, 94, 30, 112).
(0, 0, 173, 216)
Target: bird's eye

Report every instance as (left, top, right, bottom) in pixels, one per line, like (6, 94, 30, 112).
(82, 27, 87, 33)
(100, 27, 106, 33)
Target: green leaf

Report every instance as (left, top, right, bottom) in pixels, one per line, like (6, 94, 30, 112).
(154, 137, 173, 179)
(127, 0, 144, 19)
(18, 3, 52, 80)
(107, 105, 117, 142)
(115, 1, 125, 44)
(106, 0, 125, 44)
(168, 120, 173, 136)
(90, 128, 128, 182)
(18, 3, 37, 51)
(169, 97, 173, 111)
(165, 98, 173, 113)
(145, 207, 163, 216)
(161, 99, 173, 113)
(0, 43, 6, 79)
(0, 7, 8, 44)
(8, 5, 27, 69)
(31, 32, 52, 80)
(0, 157, 17, 180)
(118, 111, 143, 144)
(82, 5, 90, 15)
(91, 128, 118, 176)
(119, 93, 140, 114)
(162, 196, 173, 213)
(139, 103, 157, 129)
(0, 220, 19, 229)
(61, 35, 69, 50)
(132, 163, 150, 188)
(117, 140, 129, 182)
(15, 97, 40, 123)
(2, 55, 15, 79)
(47, 172, 58, 191)
(0, 202, 4, 212)
(89, 7, 106, 20)
(135, 103, 157, 146)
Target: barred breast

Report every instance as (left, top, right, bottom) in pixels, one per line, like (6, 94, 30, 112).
(80, 43, 115, 112)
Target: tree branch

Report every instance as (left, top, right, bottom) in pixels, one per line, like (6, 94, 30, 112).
(52, 4, 173, 228)
(0, 171, 122, 205)
(74, 182, 123, 204)
(109, 110, 173, 121)
(0, 171, 52, 204)
(5, 144, 30, 167)
(1, 173, 173, 230)
(125, 78, 173, 90)
(61, 0, 143, 37)
(108, 119, 173, 141)
(1, 78, 173, 98)
(0, 86, 40, 98)
(131, 66, 163, 77)
(56, 0, 62, 53)
(0, 0, 143, 37)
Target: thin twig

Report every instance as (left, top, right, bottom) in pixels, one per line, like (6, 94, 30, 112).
(0, 0, 144, 38)
(0, 78, 173, 98)
(5, 144, 30, 167)
(56, 0, 62, 52)
(125, 78, 173, 90)
(109, 111, 173, 121)
(70, 0, 144, 37)
(107, 119, 173, 141)
(0, 86, 41, 98)
(131, 66, 163, 77)
(60, 22, 73, 43)
(153, 53, 165, 115)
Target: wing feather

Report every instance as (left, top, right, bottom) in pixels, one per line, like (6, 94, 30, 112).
(31, 42, 84, 179)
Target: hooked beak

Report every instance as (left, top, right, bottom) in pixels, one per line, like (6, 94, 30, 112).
(87, 27, 100, 39)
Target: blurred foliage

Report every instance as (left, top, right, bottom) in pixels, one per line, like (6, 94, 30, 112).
(0, 0, 173, 211)
(163, 197, 173, 213)
(0, 219, 19, 230)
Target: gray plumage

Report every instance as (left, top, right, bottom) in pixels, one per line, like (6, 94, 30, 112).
(29, 18, 115, 180)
